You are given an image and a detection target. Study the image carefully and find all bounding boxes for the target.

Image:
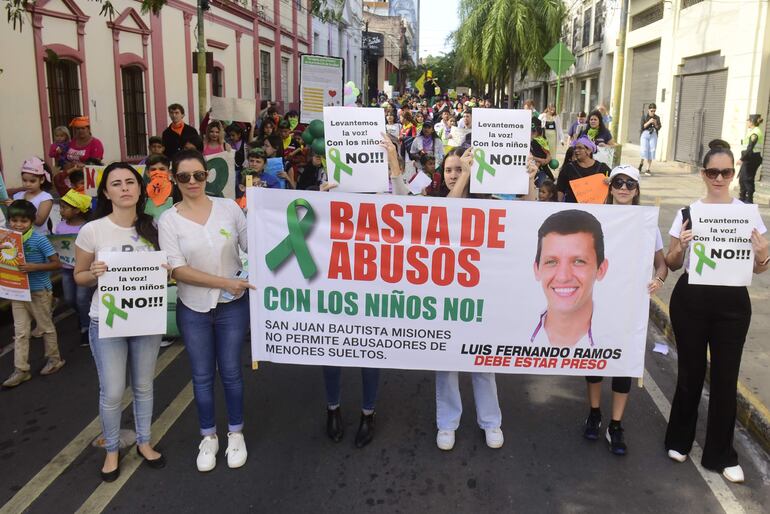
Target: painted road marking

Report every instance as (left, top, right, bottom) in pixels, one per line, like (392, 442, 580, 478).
(643, 370, 745, 514)
(0, 344, 184, 514)
(75, 382, 194, 514)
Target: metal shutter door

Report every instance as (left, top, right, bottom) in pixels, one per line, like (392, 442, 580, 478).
(626, 42, 661, 145)
(762, 100, 770, 181)
(699, 70, 728, 163)
(674, 74, 706, 163)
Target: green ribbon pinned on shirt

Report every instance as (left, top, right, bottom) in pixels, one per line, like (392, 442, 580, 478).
(219, 228, 232, 239)
(328, 148, 354, 183)
(101, 293, 128, 327)
(692, 242, 717, 275)
(473, 148, 496, 183)
(265, 198, 317, 279)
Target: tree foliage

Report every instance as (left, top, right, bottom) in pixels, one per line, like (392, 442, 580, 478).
(453, 0, 565, 106)
(3, 0, 168, 30)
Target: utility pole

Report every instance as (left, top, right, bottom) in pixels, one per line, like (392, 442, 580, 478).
(610, 0, 629, 146)
(196, 0, 209, 123)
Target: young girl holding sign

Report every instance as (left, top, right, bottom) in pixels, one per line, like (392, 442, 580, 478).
(74, 163, 166, 482)
(578, 165, 668, 455)
(664, 140, 769, 483)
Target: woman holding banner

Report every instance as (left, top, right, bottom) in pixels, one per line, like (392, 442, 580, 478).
(74, 163, 166, 482)
(556, 137, 611, 203)
(664, 140, 769, 483)
(578, 164, 669, 455)
(159, 149, 252, 472)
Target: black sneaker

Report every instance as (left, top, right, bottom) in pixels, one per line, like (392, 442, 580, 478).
(583, 414, 601, 440)
(606, 426, 627, 455)
(79, 331, 90, 347)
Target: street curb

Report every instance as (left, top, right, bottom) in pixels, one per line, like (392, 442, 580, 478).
(649, 295, 770, 454)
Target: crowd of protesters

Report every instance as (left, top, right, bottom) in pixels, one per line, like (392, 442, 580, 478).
(0, 88, 766, 487)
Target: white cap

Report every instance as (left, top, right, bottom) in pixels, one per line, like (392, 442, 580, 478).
(609, 164, 640, 182)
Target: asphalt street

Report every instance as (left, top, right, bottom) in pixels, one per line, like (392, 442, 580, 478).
(0, 306, 768, 513)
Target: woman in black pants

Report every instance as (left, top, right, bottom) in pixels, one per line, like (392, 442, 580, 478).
(664, 140, 769, 483)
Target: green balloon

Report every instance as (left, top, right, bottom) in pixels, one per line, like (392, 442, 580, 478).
(311, 138, 326, 156)
(309, 119, 325, 139)
(301, 129, 314, 145)
(549, 159, 559, 169)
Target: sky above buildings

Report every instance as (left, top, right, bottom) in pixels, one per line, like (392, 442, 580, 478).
(419, 0, 459, 58)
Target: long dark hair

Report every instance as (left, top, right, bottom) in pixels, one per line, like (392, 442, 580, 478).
(94, 162, 159, 249)
(587, 109, 609, 136)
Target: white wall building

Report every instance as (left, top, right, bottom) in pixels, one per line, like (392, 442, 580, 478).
(311, 0, 363, 87)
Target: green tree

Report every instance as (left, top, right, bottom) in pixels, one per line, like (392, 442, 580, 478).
(3, 0, 167, 30)
(454, 0, 565, 107)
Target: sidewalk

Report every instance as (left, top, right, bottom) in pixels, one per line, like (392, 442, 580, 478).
(616, 144, 770, 452)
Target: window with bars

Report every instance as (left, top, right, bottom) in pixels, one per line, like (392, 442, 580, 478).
(121, 66, 147, 157)
(631, 2, 664, 30)
(281, 57, 290, 103)
(260, 50, 272, 100)
(572, 17, 580, 52)
(45, 59, 81, 133)
(594, 0, 604, 43)
(582, 6, 593, 47)
(212, 67, 224, 97)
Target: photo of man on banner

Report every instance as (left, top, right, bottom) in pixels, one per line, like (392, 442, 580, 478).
(531, 209, 608, 347)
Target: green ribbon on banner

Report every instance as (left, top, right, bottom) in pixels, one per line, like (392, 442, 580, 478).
(328, 148, 354, 183)
(473, 148, 496, 182)
(265, 199, 318, 279)
(101, 293, 128, 327)
(693, 242, 717, 275)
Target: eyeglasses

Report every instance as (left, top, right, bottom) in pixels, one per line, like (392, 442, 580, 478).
(175, 170, 208, 183)
(703, 168, 735, 180)
(610, 177, 638, 190)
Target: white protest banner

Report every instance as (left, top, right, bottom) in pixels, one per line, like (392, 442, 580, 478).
(98, 251, 167, 338)
(300, 54, 344, 124)
(210, 97, 257, 122)
(323, 106, 389, 192)
(688, 203, 763, 286)
(49, 235, 77, 267)
(205, 151, 237, 199)
(247, 188, 658, 377)
(84, 165, 146, 197)
(470, 108, 531, 194)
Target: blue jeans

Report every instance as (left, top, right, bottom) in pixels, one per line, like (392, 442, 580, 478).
(177, 295, 248, 435)
(89, 320, 162, 452)
(322, 367, 380, 411)
(61, 268, 94, 332)
(640, 130, 658, 160)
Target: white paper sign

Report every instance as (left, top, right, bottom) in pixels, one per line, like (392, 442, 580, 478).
(470, 108, 531, 194)
(98, 251, 167, 338)
(300, 55, 344, 124)
(210, 97, 257, 123)
(408, 172, 432, 195)
(323, 107, 389, 192)
(205, 151, 237, 199)
(49, 235, 77, 267)
(688, 203, 762, 286)
(247, 188, 659, 377)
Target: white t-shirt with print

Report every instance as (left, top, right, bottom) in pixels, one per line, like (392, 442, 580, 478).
(75, 216, 157, 318)
(158, 197, 248, 313)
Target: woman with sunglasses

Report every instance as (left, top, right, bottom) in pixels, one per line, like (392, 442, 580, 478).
(556, 136, 611, 202)
(664, 140, 769, 483)
(579, 165, 668, 455)
(74, 163, 165, 481)
(158, 149, 254, 472)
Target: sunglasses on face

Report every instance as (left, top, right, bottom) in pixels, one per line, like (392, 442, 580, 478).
(703, 168, 735, 180)
(610, 177, 638, 190)
(175, 170, 208, 183)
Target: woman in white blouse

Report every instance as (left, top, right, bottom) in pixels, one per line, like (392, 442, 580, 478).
(158, 149, 253, 473)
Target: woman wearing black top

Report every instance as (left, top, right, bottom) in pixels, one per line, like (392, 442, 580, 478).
(639, 103, 662, 176)
(556, 136, 611, 202)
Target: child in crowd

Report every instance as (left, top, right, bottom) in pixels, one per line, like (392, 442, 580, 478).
(538, 179, 559, 202)
(184, 134, 204, 152)
(53, 189, 92, 346)
(296, 152, 325, 190)
(144, 154, 175, 220)
(69, 169, 86, 193)
(287, 131, 309, 174)
(236, 149, 280, 210)
(530, 118, 554, 187)
(263, 136, 295, 188)
(9, 158, 54, 235)
(140, 137, 165, 164)
(2, 200, 63, 388)
(48, 126, 71, 170)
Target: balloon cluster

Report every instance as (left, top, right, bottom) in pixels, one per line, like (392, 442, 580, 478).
(343, 81, 360, 106)
(301, 119, 326, 155)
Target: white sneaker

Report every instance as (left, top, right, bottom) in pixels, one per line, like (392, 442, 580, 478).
(436, 430, 455, 451)
(484, 427, 504, 449)
(226, 432, 247, 468)
(722, 465, 744, 483)
(667, 449, 687, 463)
(196, 435, 218, 472)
